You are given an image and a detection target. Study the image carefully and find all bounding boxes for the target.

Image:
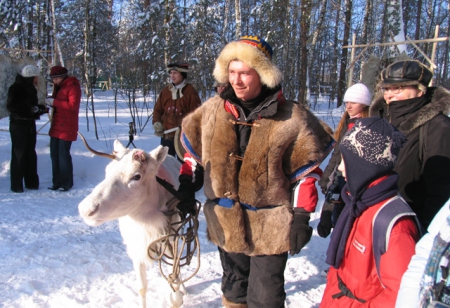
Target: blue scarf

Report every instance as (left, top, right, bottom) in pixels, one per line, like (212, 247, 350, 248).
(326, 173, 399, 268)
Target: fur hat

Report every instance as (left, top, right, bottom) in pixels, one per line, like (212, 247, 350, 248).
(343, 83, 371, 106)
(21, 65, 40, 77)
(213, 35, 282, 88)
(381, 60, 433, 93)
(339, 117, 406, 196)
(50, 66, 68, 78)
(166, 62, 189, 73)
(166, 62, 189, 80)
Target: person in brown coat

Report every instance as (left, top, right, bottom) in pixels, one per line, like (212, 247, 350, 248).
(152, 63, 201, 157)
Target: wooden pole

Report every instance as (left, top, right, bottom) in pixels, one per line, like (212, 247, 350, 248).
(430, 25, 440, 65)
(406, 37, 437, 69)
(343, 37, 448, 48)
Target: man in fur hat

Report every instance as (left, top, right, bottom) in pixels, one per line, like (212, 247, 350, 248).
(176, 36, 335, 308)
(370, 60, 450, 230)
(152, 62, 201, 157)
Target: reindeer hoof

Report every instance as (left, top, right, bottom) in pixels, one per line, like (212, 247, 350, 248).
(169, 290, 184, 308)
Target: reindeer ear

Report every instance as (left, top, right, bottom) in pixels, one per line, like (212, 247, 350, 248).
(150, 145, 169, 165)
(113, 139, 127, 153)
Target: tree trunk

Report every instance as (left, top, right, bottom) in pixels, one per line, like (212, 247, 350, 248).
(298, 0, 312, 105)
(337, 0, 352, 108)
(235, 0, 242, 39)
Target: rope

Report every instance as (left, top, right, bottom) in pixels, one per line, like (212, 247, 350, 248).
(147, 199, 202, 292)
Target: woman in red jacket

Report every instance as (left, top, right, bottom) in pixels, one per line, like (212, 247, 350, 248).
(321, 117, 420, 307)
(46, 66, 81, 192)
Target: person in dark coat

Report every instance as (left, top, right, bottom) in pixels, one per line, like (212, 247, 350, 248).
(46, 65, 81, 192)
(370, 60, 450, 229)
(6, 65, 49, 193)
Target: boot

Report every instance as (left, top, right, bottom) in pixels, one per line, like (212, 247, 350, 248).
(222, 295, 248, 308)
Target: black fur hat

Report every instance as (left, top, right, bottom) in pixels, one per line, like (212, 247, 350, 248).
(381, 60, 433, 92)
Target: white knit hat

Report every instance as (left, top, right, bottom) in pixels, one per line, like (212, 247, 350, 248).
(343, 83, 371, 106)
(21, 65, 40, 77)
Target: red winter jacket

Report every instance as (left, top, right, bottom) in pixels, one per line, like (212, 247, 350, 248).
(320, 197, 419, 307)
(49, 76, 81, 141)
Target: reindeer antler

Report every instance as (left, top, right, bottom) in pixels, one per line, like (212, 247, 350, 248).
(77, 132, 116, 159)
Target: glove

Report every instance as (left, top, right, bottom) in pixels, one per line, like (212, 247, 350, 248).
(32, 105, 49, 114)
(176, 176, 197, 218)
(45, 98, 54, 106)
(317, 201, 334, 238)
(153, 122, 164, 137)
(289, 208, 313, 255)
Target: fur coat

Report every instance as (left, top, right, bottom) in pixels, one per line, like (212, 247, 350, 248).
(181, 93, 334, 256)
(370, 86, 450, 228)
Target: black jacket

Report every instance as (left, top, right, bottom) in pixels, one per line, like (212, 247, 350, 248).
(7, 74, 42, 121)
(370, 86, 450, 229)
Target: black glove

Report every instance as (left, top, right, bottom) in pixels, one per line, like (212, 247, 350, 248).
(289, 208, 313, 255)
(317, 201, 334, 238)
(32, 105, 49, 114)
(176, 175, 197, 218)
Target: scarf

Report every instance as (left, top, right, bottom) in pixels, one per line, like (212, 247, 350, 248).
(388, 94, 429, 129)
(169, 79, 187, 100)
(326, 173, 399, 268)
(418, 214, 450, 307)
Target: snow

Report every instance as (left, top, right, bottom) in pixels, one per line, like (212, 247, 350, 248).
(0, 90, 340, 308)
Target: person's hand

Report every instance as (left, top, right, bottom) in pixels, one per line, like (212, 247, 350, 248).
(32, 105, 49, 114)
(45, 98, 54, 106)
(317, 209, 333, 238)
(176, 180, 196, 219)
(317, 200, 335, 238)
(289, 208, 313, 255)
(153, 122, 164, 137)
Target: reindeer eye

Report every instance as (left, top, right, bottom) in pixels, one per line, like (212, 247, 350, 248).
(131, 174, 141, 181)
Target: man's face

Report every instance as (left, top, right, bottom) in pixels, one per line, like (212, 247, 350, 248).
(228, 60, 262, 101)
(382, 85, 423, 105)
(169, 70, 184, 86)
(52, 77, 64, 86)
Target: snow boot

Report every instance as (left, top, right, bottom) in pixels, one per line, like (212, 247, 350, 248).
(222, 295, 247, 308)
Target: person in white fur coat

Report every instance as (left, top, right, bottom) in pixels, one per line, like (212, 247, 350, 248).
(396, 198, 450, 307)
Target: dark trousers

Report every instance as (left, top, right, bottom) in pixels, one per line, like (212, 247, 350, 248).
(9, 121, 39, 191)
(50, 137, 73, 189)
(160, 137, 183, 163)
(218, 247, 288, 308)
(160, 137, 176, 156)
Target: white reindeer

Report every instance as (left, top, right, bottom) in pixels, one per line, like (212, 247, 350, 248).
(78, 138, 186, 308)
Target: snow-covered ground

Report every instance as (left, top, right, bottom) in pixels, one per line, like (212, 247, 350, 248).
(0, 90, 342, 308)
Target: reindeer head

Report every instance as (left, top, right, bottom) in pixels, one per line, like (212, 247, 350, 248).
(78, 135, 169, 226)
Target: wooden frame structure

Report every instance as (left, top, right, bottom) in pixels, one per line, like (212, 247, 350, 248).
(343, 26, 449, 88)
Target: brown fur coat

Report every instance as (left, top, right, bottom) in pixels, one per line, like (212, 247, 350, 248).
(181, 94, 334, 255)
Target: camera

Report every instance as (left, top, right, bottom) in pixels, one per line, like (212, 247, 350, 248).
(326, 184, 341, 203)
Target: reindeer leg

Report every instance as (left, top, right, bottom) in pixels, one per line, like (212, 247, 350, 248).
(134, 261, 147, 308)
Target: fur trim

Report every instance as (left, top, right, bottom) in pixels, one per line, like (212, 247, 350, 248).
(213, 41, 282, 88)
(370, 86, 450, 134)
